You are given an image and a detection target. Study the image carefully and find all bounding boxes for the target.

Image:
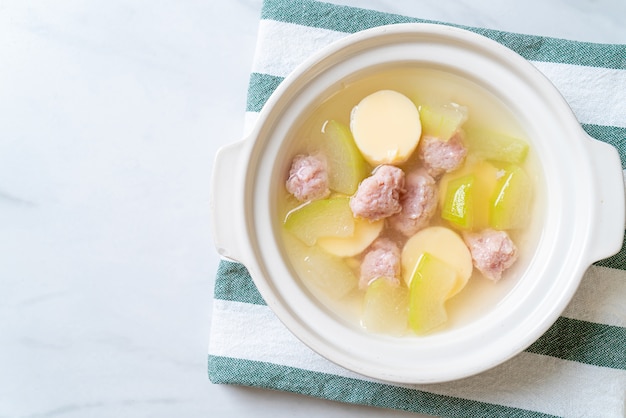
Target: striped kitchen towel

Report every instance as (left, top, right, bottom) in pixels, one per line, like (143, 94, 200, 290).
(208, 0, 626, 417)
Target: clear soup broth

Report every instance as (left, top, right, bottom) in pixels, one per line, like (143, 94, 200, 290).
(277, 65, 544, 336)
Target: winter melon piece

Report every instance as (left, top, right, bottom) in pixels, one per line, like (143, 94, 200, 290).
(439, 160, 500, 230)
(283, 233, 357, 299)
(490, 165, 532, 230)
(408, 253, 457, 334)
(361, 278, 409, 335)
(465, 127, 529, 164)
(319, 120, 370, 195)
(284, 196, 354, 246)
(419, 102, 468, 141)
(441, 174, 475, 229)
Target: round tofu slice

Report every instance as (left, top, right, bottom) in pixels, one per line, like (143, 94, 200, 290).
(401, 226, 473, 299)
(350, 90, 421, 166)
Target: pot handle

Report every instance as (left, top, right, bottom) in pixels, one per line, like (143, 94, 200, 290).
(210, 140, 248, 263)
(584, 134, 625, 263)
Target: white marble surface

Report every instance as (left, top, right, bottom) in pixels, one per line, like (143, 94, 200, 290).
(0, 1, 624, 417)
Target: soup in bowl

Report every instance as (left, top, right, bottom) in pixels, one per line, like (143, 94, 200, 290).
(211, 23, 624, 383)
(278, 64, 543, 337)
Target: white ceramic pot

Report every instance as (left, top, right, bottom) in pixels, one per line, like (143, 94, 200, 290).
(210, 23, 625, 383)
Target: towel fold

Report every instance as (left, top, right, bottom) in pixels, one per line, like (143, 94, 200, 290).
(209, 1, 626, 416)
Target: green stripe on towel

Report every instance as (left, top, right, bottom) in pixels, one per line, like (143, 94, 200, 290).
(527, 317, 626, 370)
(208, 355, 558, 418)
(261, 0, 626, 70)
(246, 73, 284, 114)
(246, 72, 274, 113)
(214, 260, 266, 306)
(214, 260, 626, 370)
